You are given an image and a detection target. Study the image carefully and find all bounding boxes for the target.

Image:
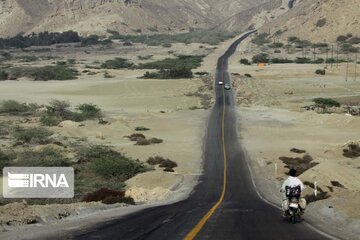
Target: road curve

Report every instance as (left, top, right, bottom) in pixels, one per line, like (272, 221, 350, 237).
(69, 32, 333, 240)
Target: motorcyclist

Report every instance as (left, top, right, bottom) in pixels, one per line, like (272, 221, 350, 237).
(281, 168, 306, 217)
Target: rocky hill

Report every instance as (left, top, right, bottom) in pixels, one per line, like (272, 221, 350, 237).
(0, 0, 272, 37)
(259, 0, 360, 43)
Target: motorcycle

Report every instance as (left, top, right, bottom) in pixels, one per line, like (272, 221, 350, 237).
(281, 185, 304, 224)
(287, 197, 302, 224)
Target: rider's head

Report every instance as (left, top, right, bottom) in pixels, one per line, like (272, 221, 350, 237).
(289, 168, 297, 177)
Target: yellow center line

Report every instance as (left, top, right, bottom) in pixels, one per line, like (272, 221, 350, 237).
(184, 61, 227, 240)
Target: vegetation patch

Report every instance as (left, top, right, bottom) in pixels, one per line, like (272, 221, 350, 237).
(252, 53, 269, 63)
(147, 156, 177, 171)
(303, 181, 330, 203)
(142, 67, 193, 79)
(12, 126, 53, 144)
(9, 65, 78, 81)
(240, 58, 251, 65)
(0, 150, 12, 174)
(0, 100, 38, 116)
(315, 69, 326, 75)
(330, 181, 345, 188)
(0, 31, 81, 48)
(279, 154, 318, 175)
(135, 126, 150, 131)
(290, 148, 306, 154)
(100, 58, 134, 69)
(110, 30, 237, 46)
(16, 147, 70, 167)
(90, 156, 146, 180)
(40, 100, 103, 126)
(138, 55, 204, 70)
(343, 142, 360, 158)
(251, 33, 270, 46)
(82, 188, 134, 205)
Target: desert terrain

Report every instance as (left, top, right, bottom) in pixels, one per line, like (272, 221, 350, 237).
(0, 39, 218, 230)
(229, 37, 360, 238)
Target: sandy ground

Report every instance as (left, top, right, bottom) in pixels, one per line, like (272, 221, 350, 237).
(228, 39, 360, 239)
(0, 40, 218, 233)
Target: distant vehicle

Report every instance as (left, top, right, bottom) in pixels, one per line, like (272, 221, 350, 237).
(224, 83, 231, 90)
(218, 81, 223, 85)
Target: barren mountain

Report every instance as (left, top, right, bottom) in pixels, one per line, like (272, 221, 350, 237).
(0, 0, 271, 37)
(259, 0, 360, 42)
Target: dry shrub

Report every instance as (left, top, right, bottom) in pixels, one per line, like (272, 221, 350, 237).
(147, 156, 177, 169)
(149, 138, 163, 144)
(82, 188, 134, 205)
(135, 138, 151, 145)
(128, 133, 146, 141)
(343, 143, 360, 158)
(290, 148, 306, 154)
(279, 154, 317, 175)
(303, 181, 330, 203)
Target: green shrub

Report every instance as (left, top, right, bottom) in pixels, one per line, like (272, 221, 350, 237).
(251, 33, 270, 46)
(0, 150, 11, 174)
(288, 36, 299, 42)
(162, 43, 172, 48)
(348, 37, 360, 44)
(0, 70, 8, 80)
(312, 43, 329, 48)
(313, 58, 325, 64)
(252, 53, 269, 63)
(76, 103, 102, 119)
(268, 42, 284, 48)
(18, 55, 39, 62)
(123, 41, 133, 46)
(90, 152, 147, 180)
(100, 58, 134, 69)
(40, 114, 63, 126)
(135, 126, 150, 131)
(17, 147, 70, 167)
(294, 40, 312, 48)
(341, 43, 359, 53)
(270, 58, 293, 64)
(137, 55, 153, 60)
(138, 55, 204, 70)
(114, 30, 236, 46)
(240, 58, 251, 65)
(313, 98, 340, 108)
(315, 69, 326, 75)
(316, 18, 326, 27)
(30, 65, 78, 80)
(0, 100, 36, 115)
(295, 57, 312, 64)
(127, 133, 146, 141)
(67, 59, 76, 65)
(142, 67, 193, 79)
(1, 52, 11, 59)
(81, 35, 100, 46)
(13, 126, 53, 144)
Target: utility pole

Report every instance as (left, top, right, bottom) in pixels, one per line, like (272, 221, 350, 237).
(336, 42, 339, 68)
(313, 46, 316, 62)
(355, 53, 358, 81)
(325, 48, 329, 68)
(331, 45, 334, 68)
(345, 54, 349, 81)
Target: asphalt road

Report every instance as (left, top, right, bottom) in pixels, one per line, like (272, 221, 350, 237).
(70, 32, 331, 240)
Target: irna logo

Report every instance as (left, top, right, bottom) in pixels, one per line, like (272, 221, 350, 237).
(3, 167, 74, 198)
(7, 172, 69, 188)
